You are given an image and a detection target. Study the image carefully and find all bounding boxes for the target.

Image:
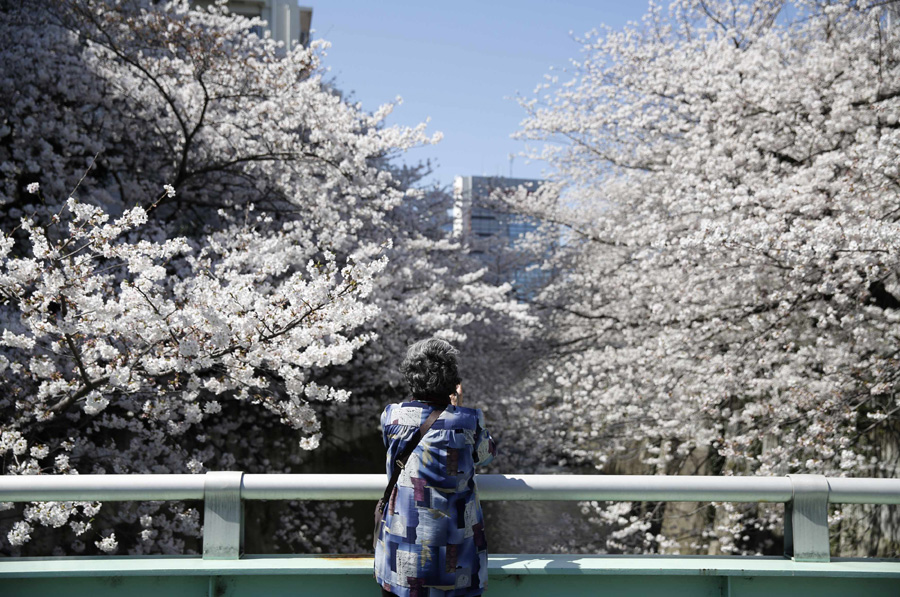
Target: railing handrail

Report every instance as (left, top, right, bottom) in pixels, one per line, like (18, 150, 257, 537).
(1, 472, 898, 504)
(1, 472, 898, 563)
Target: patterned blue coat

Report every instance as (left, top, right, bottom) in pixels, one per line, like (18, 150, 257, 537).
(374, 401, 497, 597)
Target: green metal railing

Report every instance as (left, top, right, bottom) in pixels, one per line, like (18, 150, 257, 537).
(1, 472, 899, 561)
(0, 473, 898, 597)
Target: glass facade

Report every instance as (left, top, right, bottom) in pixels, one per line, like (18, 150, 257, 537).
(453, 176, 551, 300)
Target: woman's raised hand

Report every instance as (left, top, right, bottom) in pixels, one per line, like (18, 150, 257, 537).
(450, 384, 463, 407)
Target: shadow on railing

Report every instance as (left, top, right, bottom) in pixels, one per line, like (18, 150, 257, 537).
(2, 473, 899, 563)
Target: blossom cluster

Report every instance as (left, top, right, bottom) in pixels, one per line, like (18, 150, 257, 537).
(0, 0, 532, 556)
(506, 0, 900, 556)
(0, 191, 388, 549)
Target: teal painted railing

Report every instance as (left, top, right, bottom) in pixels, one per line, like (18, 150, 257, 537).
(1, 473, 899, 596)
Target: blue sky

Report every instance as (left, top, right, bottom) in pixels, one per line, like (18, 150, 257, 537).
(311, 1, 651, 188)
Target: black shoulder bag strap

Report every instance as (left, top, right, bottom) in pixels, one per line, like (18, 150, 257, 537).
(373, 406, 444, 548)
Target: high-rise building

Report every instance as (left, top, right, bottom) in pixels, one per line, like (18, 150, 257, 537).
(453, 176, 542, 241)
(452, 175, 549, 298)
(200, 1, 313, 49)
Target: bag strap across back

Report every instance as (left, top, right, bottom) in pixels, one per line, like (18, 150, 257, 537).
(379, 406, 444, 508)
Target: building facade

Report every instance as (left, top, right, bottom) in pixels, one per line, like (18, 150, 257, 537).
(203, 1, 313, 49)
(452, 175, 548, 298)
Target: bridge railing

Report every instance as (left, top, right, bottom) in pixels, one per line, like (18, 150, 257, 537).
(2, 472, 899, 562)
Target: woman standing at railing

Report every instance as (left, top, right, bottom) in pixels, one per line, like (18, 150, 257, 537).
(374, 338, 497, 597)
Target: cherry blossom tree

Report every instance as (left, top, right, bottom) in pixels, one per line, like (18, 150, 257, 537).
(0, 0, 537, 556)
(509, 0, 900, 555)
(0, 0, 534, 556)
(1, 183, 390, 554)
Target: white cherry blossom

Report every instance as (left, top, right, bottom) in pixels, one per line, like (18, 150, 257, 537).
(507, 0, 900, 556)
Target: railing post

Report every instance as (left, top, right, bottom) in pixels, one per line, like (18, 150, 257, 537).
(784, 474, 830, 562)
(203, 471, 244, 560)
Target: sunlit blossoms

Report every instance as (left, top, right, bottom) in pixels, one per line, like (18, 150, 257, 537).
(95, 532, 118, 554)
(9, 0, 896, 561)
(509, 0, 900, 555)
(0, 0, 531, 557)
(0, 188, 389, 547)
(0, 0, 433, 556)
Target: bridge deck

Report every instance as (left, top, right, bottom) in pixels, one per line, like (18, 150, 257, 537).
(1, 554, 898, 596)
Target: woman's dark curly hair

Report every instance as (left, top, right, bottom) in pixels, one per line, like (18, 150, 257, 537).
(401, 338, 461, 403)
